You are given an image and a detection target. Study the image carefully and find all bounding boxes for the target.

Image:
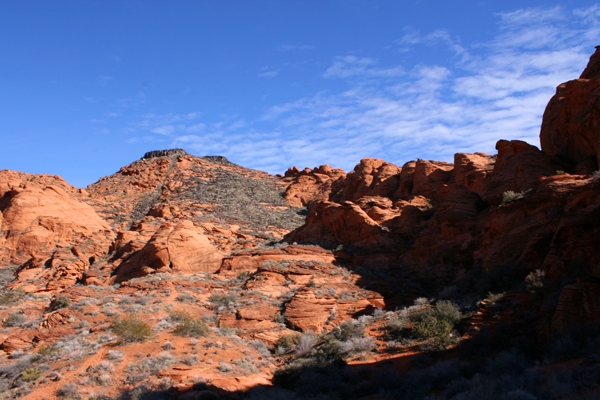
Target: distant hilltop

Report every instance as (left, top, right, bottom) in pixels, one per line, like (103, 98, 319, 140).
(140, 149, 236, 167)
(141, 148, 188, 159)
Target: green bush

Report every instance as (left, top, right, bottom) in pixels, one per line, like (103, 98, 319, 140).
(412, 314, 452, 340)
(410, 301, 462, 342)
(21, 368, 42, 382)
(170, 311, 210, 337)
(110, 315, 152, 343)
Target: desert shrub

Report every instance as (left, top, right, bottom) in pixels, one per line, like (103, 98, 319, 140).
(387, 314, 409, 339)
(434, 300, 462, 325)
(0, 358, 32, 391)
(170, 310, 209, 337)
(32, 345, 62, 362)
(250, 339, 271, 357)
(312, 335, 344, 362)
(175, 293, 197, 303)
(414, 297, 430, 306)
(412, 314, 452, 340)
(410, 301, 461, 343)
(110, 315, 152, 343)
(297, 333, 319, 356)
(272, 313, 286, 324)
(341, 337, 376, 355)
(208, 292, 237, 309)
(125, 352, 175, 376)
(333, 319, 364, 342)
(3, 312, 26, 327)
(182, 355, 199, 366)
(0, 289, 24, 305)
(56, 382, 81, 399)
(525, 269, 546, 293)
(50, 295, 71, 311)
(106, 350, 124, 361)
(20, 368, 42, 382)
(218, 362, 233, 373)
(275, 334, 300, 353)
(87, 361, 115, 386)
(502, 190, 531, 203)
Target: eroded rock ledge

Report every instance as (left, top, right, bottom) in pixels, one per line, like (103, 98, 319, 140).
(142, 148, 188, 159)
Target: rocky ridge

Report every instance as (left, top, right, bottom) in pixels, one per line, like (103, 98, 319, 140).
(0, 47, 600, 399)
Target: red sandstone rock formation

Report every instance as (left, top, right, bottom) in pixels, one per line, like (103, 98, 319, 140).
(113, 220, 225, 282)
(283, 164, 346, 208)
(540, 46, 600, 172)
(0, 172, 113, 291)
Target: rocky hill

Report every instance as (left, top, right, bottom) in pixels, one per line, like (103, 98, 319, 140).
(1, 47, 600, 399)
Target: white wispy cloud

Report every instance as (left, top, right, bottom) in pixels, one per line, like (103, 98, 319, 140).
(322, 56, 404, 79)
(131, 6, 598, 175)
(151, 125, 176, 135)
(278, 44, 315, 51)
(258, 69, 279, 78)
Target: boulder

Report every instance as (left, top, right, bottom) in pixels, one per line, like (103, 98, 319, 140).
(114, 220, 224, 282)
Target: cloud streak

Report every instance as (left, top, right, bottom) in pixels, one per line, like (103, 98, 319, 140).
(131, 6, 598, 175)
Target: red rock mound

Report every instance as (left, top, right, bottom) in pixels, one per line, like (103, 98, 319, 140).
(112, 220, 224, 282)
(0, 172, 113, 291)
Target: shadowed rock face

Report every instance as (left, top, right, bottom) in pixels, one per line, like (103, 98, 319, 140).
(540, 46, 600, 172)
(282, 47, 600, 331)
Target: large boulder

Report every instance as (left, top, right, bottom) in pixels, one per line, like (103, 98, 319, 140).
(113, 220, 224, 282)
(0, 180, 111, 266)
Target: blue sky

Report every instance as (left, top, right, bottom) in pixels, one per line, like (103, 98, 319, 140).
(1, 1, 599, 187)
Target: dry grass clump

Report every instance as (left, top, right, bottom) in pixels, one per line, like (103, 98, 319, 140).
(110, 315, 152, 343)
(170, 310, 210, 337)
(2, 312, 26, 327)
(20, 368, 42, 382)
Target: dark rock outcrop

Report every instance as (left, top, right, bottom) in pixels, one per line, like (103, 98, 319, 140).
(142, 148, 188, 159)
